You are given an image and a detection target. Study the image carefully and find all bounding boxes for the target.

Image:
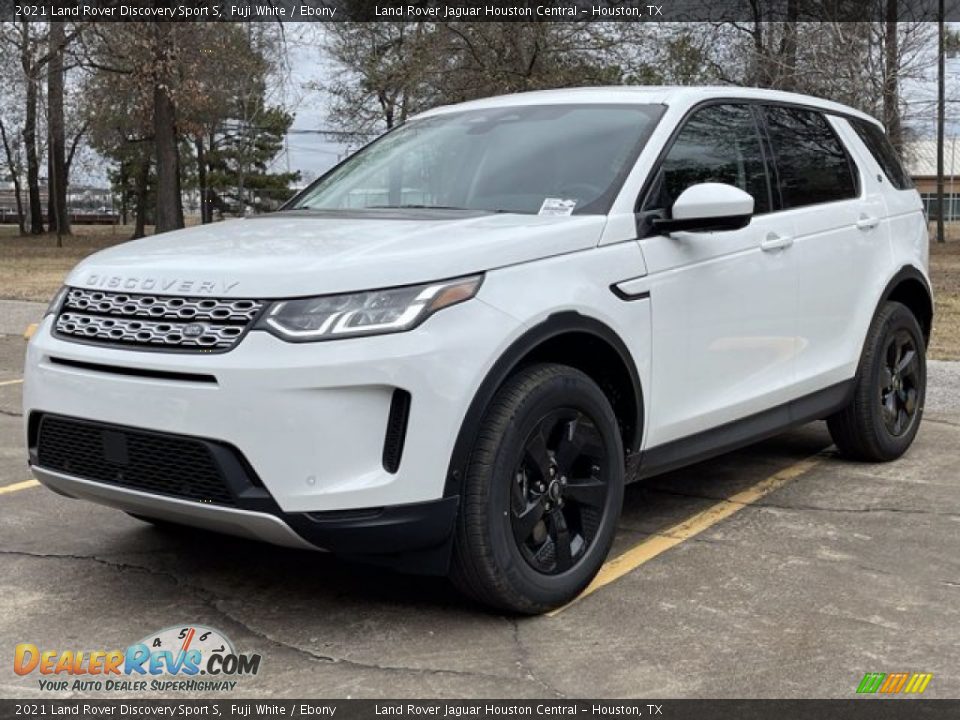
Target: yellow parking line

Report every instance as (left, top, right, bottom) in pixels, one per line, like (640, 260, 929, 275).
(0, 378, 23, 387)
(0, 479, 40, 495)
(548, 451, 829, 616)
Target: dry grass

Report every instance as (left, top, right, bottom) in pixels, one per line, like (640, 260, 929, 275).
(930, 235, 960, 361)
(0, 225, 143, 303)
(2, 222, 960, 359)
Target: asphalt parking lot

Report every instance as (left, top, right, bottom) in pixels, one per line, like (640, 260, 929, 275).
(1, 318, 959, 699)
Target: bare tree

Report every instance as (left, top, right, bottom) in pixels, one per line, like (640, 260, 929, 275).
(319, 22, 439, 140)
(319, 21, 629, 138)
(46, 20, 69, 241)
(0, 116, 26, 234)
(695, 5, 933, 151)
(16, 21, 46, 234)
(151, 21, 183, 233)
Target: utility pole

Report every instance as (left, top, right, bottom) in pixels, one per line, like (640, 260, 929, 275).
(937, 0, 946, 243)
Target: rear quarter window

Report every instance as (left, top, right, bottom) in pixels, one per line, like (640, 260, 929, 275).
(850, 118, 914, 190)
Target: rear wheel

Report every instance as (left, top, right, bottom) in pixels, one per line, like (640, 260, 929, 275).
(827, 301, 926, 461)
(450, 364, 624, 614)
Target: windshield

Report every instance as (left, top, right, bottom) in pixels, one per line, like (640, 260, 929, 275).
(291, 104, 664, 216)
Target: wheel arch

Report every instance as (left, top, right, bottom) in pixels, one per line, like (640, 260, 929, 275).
(443, 311, 644, 498)
(879, 265, 933, 346)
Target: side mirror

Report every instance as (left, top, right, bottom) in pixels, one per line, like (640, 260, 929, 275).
(652, 183, 754, 235)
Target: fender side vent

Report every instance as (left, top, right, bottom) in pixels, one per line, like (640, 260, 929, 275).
(382, 389, 411, 474)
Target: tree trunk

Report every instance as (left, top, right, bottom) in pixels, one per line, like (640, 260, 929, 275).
(65, 124, 86, 186)
(47, 20, 70, 240)
(883, 1, 902, 155)
(196, 135, 210, 224)
(780, 0, 799, 91)
(0, 117, 26, 235)
(152, 21, 184, 234)
(133, 158, 150, 240)
(118, 160, 129, 226)
(20, 21, 43, 235)
(748, 2, 770, 88)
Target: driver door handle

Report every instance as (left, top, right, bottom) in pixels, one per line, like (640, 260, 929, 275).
(760, 232, 794, 252)
(856, 214, 880, 231)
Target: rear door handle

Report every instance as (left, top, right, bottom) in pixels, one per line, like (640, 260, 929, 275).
(856, 214, 880, 230)
(760, 232, 794, 251)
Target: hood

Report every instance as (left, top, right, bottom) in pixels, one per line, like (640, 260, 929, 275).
(67, 211, 607, 298)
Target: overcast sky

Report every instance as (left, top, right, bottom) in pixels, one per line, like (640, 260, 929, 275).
(276, 30, 348, 185)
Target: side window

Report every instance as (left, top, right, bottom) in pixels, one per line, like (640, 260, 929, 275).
(850, 118, 914, 190)
(763, 106, 858, 208)
(643, 104, 770, 215)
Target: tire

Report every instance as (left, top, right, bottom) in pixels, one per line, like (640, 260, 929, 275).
(827, 301, 926, 462)
(450, 363, 625, 614)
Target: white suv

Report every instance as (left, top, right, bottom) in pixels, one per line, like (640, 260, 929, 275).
(24, 87, 932, 613)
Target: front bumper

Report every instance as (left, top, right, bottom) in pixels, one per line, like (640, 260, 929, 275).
(24, 300, 518, 512)
(32, 466, 316, 549)
(32, 465, 460, 570)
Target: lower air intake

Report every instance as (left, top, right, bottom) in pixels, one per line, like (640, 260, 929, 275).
(35, 414, 236, 506)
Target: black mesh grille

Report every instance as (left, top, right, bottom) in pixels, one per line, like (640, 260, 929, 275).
(36, 415, 235, 506)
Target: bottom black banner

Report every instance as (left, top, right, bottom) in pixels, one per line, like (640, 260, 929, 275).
(2, 700, 959, 720)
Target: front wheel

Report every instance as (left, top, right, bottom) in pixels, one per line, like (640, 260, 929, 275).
(450, 364, 625, 614)
(827, 301, 926, 461)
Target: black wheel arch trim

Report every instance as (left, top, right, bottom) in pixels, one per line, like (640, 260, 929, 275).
(443, 311, 645, 499)
(876, 264, 934, 344)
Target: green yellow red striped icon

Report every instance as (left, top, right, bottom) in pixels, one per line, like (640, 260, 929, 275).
(856, 672, 933, 694)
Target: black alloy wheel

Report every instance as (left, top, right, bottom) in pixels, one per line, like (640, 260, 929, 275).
(450, 363, 625, 614)
(828, 301, 926, 462)
(880, 329, 921, 437)
(511, 409, 608, 575)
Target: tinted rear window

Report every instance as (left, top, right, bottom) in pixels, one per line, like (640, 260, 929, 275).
(763, 106, 858, 209)
(850, 118, 914, 190)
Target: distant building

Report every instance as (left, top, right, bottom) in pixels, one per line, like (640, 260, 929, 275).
(903, 139, 960, 221)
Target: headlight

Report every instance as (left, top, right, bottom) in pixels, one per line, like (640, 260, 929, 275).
(256, 275, 483, 342)
(45, 286, 67, 316)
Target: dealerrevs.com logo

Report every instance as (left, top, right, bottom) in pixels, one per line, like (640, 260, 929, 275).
(14, 625, 261, 693)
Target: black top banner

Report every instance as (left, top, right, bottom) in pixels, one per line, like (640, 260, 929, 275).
(0, 0, 957, 22)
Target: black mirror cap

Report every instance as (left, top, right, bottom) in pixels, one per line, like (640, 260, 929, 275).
(652, 213, 752, 235)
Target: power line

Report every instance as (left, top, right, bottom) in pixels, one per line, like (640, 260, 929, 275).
(287, 128, 378, 137)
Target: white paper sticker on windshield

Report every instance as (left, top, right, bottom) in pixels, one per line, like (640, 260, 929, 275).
(538, 198, 577, 216)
